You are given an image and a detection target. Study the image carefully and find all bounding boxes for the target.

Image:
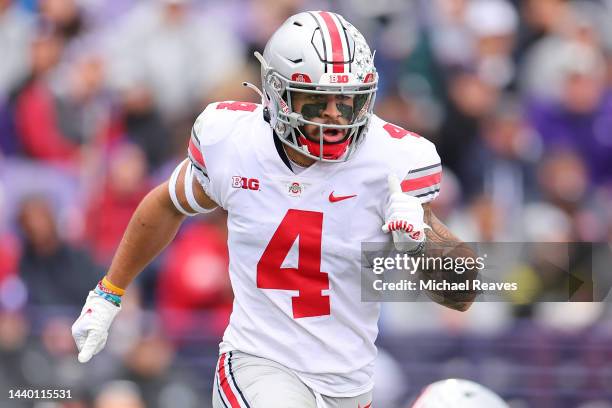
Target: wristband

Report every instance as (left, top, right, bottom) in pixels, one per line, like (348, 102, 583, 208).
(93, 286, 122, 307)
(101, 276, 125, 296)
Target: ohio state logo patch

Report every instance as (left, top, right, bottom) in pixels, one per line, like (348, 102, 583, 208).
(288, 182, 303, 197)
(291, 73, 312, 83)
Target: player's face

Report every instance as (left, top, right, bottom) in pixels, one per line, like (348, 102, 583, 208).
(291, 92, 355, 143)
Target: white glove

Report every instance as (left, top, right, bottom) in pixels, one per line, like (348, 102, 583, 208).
(71, 291, 120, 363)
(382, 173, 429, 252)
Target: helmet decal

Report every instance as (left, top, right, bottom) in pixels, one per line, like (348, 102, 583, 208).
(291, 73, 312, 83)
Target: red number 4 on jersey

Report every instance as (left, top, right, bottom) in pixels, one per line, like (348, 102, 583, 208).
(257, 210, 330, 318)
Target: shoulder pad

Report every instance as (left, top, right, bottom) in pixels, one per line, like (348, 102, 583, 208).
(192, 101, 261, 147)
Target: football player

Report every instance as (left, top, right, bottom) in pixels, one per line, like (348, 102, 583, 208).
(72, 11, 477, 408)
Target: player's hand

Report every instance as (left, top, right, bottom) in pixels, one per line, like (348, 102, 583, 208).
(71, 291, 120, 363)
(382, 173, 428, 252)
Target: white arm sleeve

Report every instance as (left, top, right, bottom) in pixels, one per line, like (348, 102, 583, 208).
(184, 162, 216, 213)
(168, 159, 216, 216)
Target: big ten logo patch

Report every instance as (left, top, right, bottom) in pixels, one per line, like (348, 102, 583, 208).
(329, 74, 349, 83)
(232, 176, 260, 191)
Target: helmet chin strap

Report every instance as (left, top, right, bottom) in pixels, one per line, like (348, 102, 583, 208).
(298, 136, 350, 160)
(297, 126, 352, 160)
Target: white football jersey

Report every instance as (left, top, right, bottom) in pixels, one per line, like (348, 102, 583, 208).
(187, 101, 441, 397)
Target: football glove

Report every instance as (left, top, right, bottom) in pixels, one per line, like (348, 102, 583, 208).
(382, 173, 429, 253)
(71, 290, 120, 363)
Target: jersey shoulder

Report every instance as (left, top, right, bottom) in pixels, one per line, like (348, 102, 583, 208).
(366, 114, 440, 166)
(365, 115, 442, 203)
(192, 101, 263, 147)
(188, 101, 263, 178)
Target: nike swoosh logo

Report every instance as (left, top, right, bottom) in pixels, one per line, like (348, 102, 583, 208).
(358, 403, 372, 408)
(329, 191, 357, 202)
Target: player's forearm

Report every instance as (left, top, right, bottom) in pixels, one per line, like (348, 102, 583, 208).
(421, 205, 478, 312)
(105, 182, 186, 289)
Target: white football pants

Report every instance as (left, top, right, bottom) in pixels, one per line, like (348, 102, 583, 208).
(212, 350, 373, 408)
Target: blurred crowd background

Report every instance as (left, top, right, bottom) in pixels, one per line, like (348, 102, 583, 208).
(1, 0, 612, 407)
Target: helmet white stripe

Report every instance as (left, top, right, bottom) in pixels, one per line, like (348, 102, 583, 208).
(311, 12, 334, 73)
